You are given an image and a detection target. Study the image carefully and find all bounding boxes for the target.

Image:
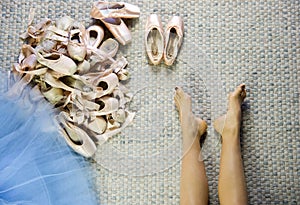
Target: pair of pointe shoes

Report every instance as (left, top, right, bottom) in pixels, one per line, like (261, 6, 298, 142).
(90, 1, 140, 45)
(145, 14, 184, 66)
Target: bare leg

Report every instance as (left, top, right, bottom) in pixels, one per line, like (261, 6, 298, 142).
(214, 84, 248, 205)
(175, 87, 208, 205)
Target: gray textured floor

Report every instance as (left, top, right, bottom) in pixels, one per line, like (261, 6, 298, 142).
(1, 0, 299, 204)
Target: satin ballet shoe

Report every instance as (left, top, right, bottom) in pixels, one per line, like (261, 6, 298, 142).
(163, 16, 184, 66)
(145, 14, 164, 65)
(89, 38, 119, 66)
(93, 96, 119, 116)
(93, 73, 119, 98)
(101, 18, 132, 45)
(90, 1, 137, 45)
(86, 116, 107, 134)
(91, 1, 140, 19)
(44, 72, 75, 92)
(20, 54, 37, 70)
(36, 52, 77, 75)
(44, 73, 94, 96)
(77, 60, 91, 74)
(99, 38, 119, 58)
(42, 87, 65, 105)
(95, 111, 135, 145)
(20, 18, 51, 43)
(58, 117, 97, 158)
(67, 41, 87, 62)
(55, 16, 74, 31)
(83, 73, 119, 100)
(85, 25, 104, 49)
(88, 38, 119, 67)
(68, 28, 87, 61)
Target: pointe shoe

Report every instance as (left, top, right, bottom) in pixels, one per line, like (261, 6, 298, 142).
(90, 3, 133, 45)
(145, 14, 164, 65)
(55, 16, 74, 31)
(99, 38, 119, 58)
(86, 116, 107, 134)
(93, 73, 119, 97)
(68, 28, 87, 61)
(163, 16, 184, 66)
(36, 52, 77, 75)
(58, 118, 97, 158)
(93, 96, 119, 116)
(102, 18, 132, 45)
(77, 60, 91, 74)
(88, 38, 119, 66)
(86, 25, 104, 49)
(91, 1, 140, 19)
(42, 87, 64, 105)
(44, 72, 94, 97)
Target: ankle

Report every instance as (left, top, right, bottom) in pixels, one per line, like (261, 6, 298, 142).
(221, 132, 241, 147)
(183, 137, 201, 153)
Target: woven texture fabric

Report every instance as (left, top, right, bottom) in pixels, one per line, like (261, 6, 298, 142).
(1, 0, 300, 204)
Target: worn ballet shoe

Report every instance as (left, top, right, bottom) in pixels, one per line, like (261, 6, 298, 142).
(99, 38, 119, 58)
(102, 18, 131, 45)
(86, 116, 107, 134)
(86, 25, 104, 49)
(55, 16, 74, 31)
(21, 18, 51, 43)
(36, 52, 77, 75)
(77, 60, 91, 74)
(58, 117, 97, 158)
(20, 54, 37, 70)
(93, 73, 119, 97)
(95, 111, 135, 145)
(68, 28, 87, 61)
(93, 96, 119, 116)
(42, 87, 64, 105)
(43, 72, 94, 98)
(163, 16, 184, 66)
(145, 14, 164, 65)
(90, 3, 134, 45)
(88, 38, 120, 66)
(44, 72, 75, 92)
(91, 1, 140, 19)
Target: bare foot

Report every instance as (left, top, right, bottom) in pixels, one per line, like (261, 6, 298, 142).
(174, 87, 207, 151)
(213, 84, 246, 141)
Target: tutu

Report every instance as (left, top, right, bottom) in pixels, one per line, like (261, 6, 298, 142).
(0, 73, 98, 205)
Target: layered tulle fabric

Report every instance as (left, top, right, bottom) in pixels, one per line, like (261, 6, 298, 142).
(0, 73, 98, 205)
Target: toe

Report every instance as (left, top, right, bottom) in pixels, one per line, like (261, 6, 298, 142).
(232, 84, 245, 98)
(175, 86, 185, 98)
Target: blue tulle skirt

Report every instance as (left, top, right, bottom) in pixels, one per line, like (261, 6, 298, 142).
(0, 74, 98, 205)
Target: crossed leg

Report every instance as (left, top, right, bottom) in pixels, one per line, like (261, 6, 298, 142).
(176, 84, 248, 205)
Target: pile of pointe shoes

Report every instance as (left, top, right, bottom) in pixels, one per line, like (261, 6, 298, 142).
(12, 1, 140, 158)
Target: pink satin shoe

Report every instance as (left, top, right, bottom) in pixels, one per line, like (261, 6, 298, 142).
(163, 16, 184, 66)
(91, 1, 140, 19)
(145, 14, 164, 65)
(90, 1, 140, 45)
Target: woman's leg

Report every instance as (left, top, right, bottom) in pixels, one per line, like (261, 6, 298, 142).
(214, 84, 248, 205)
(175, 87, 208, 205)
